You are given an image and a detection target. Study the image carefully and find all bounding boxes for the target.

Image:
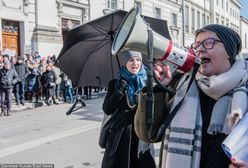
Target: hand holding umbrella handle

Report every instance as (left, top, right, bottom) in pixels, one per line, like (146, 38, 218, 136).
(118, 79, 128, 94)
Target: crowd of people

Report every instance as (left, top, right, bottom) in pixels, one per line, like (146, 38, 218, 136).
(0, 51, 101, 117)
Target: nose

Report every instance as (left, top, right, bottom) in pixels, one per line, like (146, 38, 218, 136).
(132, 59, 140, 65)
(196, 44, 206, 56)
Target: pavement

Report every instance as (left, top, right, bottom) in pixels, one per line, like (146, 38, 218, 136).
(10, 91, 107, 112)
(8, 90, 161, 166)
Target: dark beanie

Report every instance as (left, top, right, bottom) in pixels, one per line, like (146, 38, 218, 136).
(17, 56, 25, 61)
(195, 24, 241, 64)
(119, 50, 142, 66)
(3, 54, 9, 60)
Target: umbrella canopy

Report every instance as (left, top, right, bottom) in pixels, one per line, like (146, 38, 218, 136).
(55, 10, 170, 87)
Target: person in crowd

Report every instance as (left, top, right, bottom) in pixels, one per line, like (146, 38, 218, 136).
(42, 64, 58, 106)
(60, 73, 73, 103)
(14, 56, 29, 106)
(53, 62, 62, 101)
(26, 61, 41, 103)
(10, 56, 17, 68)
(0, 60, 18, 116)
(25, 54, 35, 64)
(141, 24, 248, 168)
(77, 86, 83, 96)
(101, 50, 155, 168)
(94, 76, 102, 93)
(0, 55, 4, 69)
(84, 86, 92, 99)
(0, 55, 3, 106)
(2, 54, 10, 62)
(33, 51, 41, 62)
(38, 56, 47, 100)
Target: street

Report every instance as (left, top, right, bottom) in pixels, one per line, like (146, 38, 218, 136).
(0, 93, 161, 168)
(0, 94, 105, 168)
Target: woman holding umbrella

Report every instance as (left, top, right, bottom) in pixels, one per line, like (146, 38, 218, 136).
(101, 50, 155, 168)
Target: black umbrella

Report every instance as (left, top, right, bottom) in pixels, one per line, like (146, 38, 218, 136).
(55, 10, 170, 87)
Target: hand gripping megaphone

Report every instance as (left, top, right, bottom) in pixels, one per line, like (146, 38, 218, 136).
(112, 6, 199, 73)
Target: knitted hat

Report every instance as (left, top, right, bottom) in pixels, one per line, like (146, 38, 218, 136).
(119, 50, 142, 66)
(17, 56, 24, 61)
(3, 54, 9, 60)
(4, 60, 11, 65)
(195, 24, 241, 64)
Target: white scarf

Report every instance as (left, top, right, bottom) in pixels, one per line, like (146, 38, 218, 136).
(161, 59, 248, 168)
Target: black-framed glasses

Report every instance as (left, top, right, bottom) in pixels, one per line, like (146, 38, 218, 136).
(191, 38, 222, 53)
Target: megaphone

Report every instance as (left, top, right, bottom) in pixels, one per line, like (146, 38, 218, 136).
(112, 6, 199, 73)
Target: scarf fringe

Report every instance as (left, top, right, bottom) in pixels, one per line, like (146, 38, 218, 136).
(207, 124, 228, 135)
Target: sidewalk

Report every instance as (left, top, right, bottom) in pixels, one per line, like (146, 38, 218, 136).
(10, 90, 107, 112)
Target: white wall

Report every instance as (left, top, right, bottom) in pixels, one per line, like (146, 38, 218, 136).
(89, 0, 105, 20)
(37, 42, 63, 58)
(36, 0, 58, 28)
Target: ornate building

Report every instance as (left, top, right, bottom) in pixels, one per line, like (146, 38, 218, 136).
(0, 0, 246, 57)
(0, 0, 89, 57)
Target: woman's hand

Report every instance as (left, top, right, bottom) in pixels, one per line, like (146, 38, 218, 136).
(229, 157, 248, 168)
(153, 61, 172, 87)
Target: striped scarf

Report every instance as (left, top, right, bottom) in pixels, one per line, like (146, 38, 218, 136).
(161, 59, 248, 168)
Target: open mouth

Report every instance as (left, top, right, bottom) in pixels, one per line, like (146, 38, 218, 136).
(200, 57, 211, 65)
(132, 67, 139, 70)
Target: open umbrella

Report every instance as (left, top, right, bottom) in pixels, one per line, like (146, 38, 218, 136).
(55, 10, 170, 87)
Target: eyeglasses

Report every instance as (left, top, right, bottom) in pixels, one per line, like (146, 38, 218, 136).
(191, 38, 222, 53)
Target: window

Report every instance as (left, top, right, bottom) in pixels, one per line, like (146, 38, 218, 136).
(222, 0, 224, 9)
(172, 13, 177, 26)
(226, 2, 228, 11)
(197, 11, 200, 29)
(154, 7, 161, 18)
(216, 0, 219, 5)
(2, 20, 19, 33)
(185, 6, 189, 33)
(191, 9, 195, 33)
(107, 0, 117, 10)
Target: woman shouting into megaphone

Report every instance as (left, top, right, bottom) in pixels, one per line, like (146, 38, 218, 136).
(137, 24, 248, 168)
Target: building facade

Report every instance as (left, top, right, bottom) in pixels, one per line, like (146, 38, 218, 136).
(0, 0, 247, 58)
(240, 16, 248, 57)
(0, 0, 89, 57)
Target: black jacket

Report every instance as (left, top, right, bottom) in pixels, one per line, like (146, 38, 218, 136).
(42, 70, 56, 88)
(101, 79, 155, 168)
(0, 67, 19, 89)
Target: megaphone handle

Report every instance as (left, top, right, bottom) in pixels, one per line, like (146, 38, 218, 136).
(145, 27, 154, 132)
(146, 26, 154, 95)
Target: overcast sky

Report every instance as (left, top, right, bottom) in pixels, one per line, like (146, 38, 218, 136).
(240, 0, 248, 19)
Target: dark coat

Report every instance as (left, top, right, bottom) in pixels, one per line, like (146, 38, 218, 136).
(0, 67, 19, 89)
(101, 79, 155, 168)
(42, 70, 56, 88)
(27, 67, 41, 92)
(42, 70, 56, 97)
